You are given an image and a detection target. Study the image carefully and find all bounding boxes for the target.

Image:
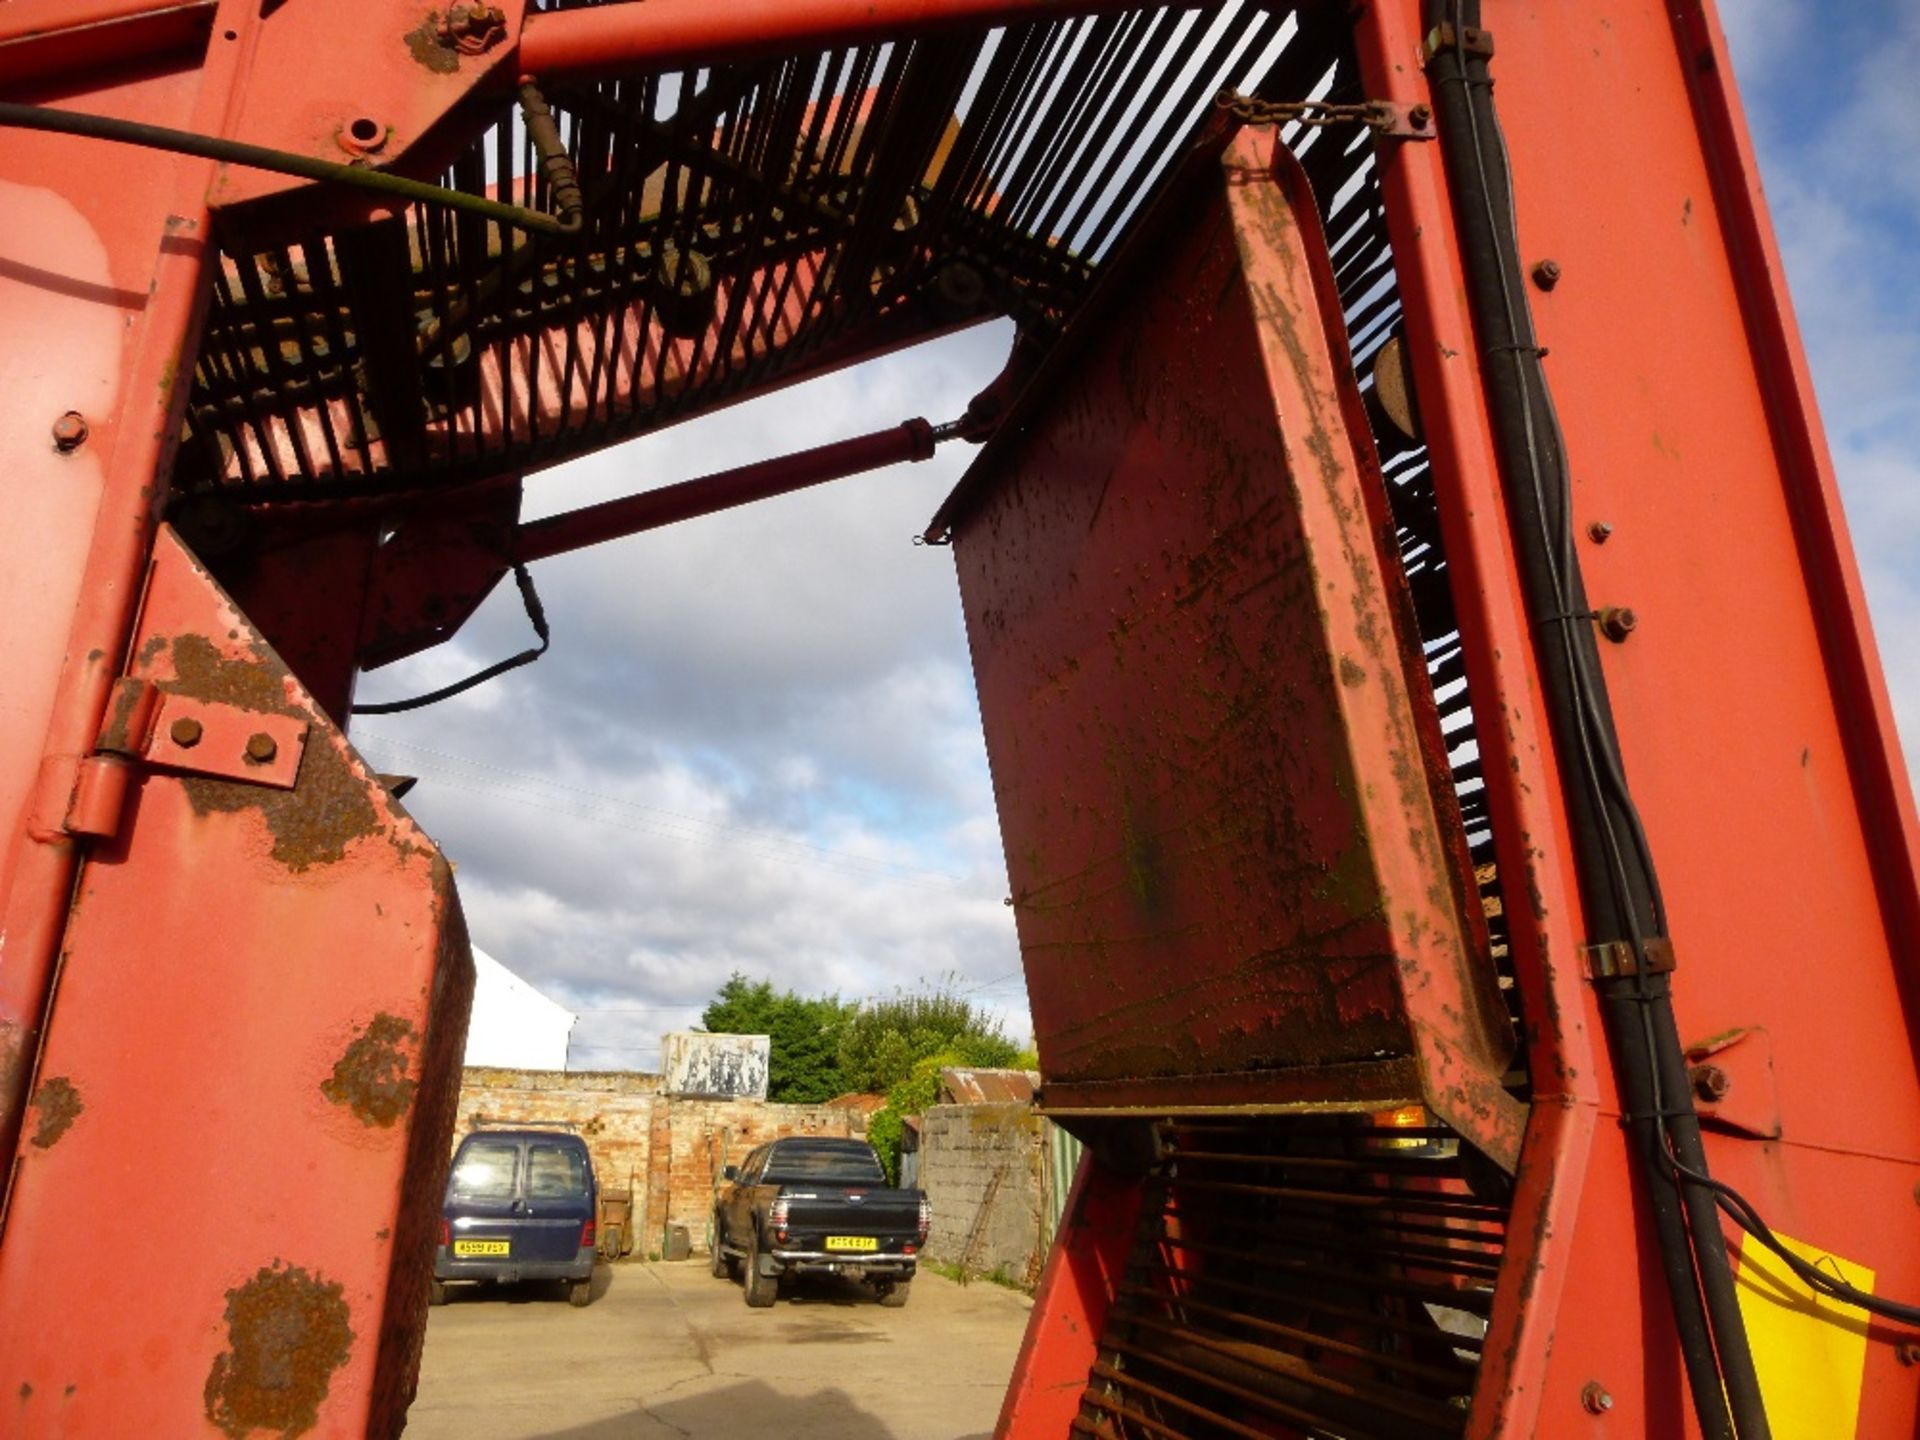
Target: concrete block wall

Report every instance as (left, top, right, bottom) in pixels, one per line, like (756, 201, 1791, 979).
(918, 1102, 1044, 1284)
(451, 1069, 858, 1258)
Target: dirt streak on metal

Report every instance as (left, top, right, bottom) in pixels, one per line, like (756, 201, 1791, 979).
(155, 633, 381, 870)
(322, 1012, 420, 1127)
(28, 1076, 83, 1148)
(204, 1263, 354, 1440)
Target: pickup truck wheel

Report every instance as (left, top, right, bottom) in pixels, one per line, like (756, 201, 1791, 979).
(875, 1279, 911, 1308)
(567, 1277, 594, 1308)
(743, 1232, 778, 1308)
(709, 1217, 733, 1279)
(428, 1278, 448, 1307)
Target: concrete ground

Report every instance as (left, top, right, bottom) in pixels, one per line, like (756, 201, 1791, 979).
(403, 1261, 1034, 1440)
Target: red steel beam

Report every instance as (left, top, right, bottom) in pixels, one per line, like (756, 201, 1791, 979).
(515, 418, 941, 564)
(513, 0, 1201, 81)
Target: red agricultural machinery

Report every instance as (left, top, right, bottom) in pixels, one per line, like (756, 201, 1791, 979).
(0, 1, 1915, 1436)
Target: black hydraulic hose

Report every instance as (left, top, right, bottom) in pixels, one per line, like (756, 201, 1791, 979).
(1421, 4, 1768, 1436)
(0, 93, 584, 236)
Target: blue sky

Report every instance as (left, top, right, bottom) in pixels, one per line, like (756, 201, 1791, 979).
(352, 4, 1917, 1071)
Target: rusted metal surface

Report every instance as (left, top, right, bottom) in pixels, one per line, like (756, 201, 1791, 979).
(25, 1079, 81, 1151)
(946, 125, 1522, 1170)
(203, 1262, 354, 1440)
(939, 1067, 1038, 1106)
(0, 527, 474, 1435)
(322, 1014, 421, 1129)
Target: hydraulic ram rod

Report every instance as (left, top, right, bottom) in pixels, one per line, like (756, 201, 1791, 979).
(515, 417, 951, 563)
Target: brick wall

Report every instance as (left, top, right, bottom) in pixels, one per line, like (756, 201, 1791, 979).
(918, 1102, 1045, 1284)
(451, 1069, 861, 1256)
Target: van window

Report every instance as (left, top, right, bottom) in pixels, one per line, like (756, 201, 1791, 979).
(451, 1139, 519, 1199)
(528, 1142, 590, 1198)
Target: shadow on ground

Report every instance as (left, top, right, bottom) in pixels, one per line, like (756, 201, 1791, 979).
(528, 1378, 905, 1440)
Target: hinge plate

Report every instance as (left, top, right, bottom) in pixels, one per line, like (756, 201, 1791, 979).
(95, 676, 308, 790)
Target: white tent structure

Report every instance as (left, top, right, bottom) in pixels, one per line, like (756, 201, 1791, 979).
(463, 947, 577, 1071)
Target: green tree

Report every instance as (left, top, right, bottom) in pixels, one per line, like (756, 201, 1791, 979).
(836, 982, 1019, 1095)
(699, 974, 855, 1104)
(867, 1052, 960, 1185)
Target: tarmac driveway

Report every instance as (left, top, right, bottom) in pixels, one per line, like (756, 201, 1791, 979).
(403, 1261, 1034, 1440)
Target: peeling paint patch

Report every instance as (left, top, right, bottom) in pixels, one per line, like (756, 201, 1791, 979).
(204, 1263, 353, 1440)
(322, 1013, 419, 1127)
(29, 1076, 83, 1148)
(404, 16, 460, 73)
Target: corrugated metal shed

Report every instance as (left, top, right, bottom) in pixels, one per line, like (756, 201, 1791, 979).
(939, 1068, 1040, 1105)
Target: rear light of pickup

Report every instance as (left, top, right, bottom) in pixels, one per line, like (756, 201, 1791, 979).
(440, 1219, 451, 1248)
(581, 1219, 596, 1250)
(770, 1196, 790, 1243)
(917, 1196, 932, 1244)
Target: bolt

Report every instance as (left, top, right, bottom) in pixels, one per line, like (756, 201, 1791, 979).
(170, 717, 203, 748)
(1690, 1063, 1731, 1102)
(1587, 520, 1613, 543)
(1408, 103, 1432, 130)
(438, 2, 507, 53)
(1899, 1342, 1920, 1367)
(51, 412, 89, 452)
(1580, 1382, 1613, 1415)
(1532, 258, 1563, 291)
(1598, 606, 1638, 643)
(244, 732, 278, 765)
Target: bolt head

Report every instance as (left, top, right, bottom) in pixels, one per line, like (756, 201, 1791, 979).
(1580, 1381, 1613, 1415)
(1409, 103, 1433, 130)
(1587, 520, 1613, 543)
(1690, 1063, 1731, 1101)
(1599, 606, 1638, 642)
(51, 411, 89, 452)
(244, 732, 279, 764)
(170, 716, 204, 748)
(1531, 259, 1563, 291)
(1898, 1342, 1920, 1367)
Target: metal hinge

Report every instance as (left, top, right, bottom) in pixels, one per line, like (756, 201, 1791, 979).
(63, 677, 311, 839)
(1582, 936, 1677, 981)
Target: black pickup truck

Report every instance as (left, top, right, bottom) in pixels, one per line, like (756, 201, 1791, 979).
(711, 1137, 929, 1308)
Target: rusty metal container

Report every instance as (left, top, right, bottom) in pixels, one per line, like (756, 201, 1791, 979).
(933, 132, 1521, 1168)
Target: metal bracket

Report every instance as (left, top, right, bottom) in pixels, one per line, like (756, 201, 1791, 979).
(1423, 22, 1496, 64)
(1367, 101, 1438, 142)
(1582, 936, 1676, 980)
(95, 676, 309, 790)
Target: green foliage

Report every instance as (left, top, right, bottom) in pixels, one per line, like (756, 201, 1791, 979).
(868, 1051, 962, 1185)
(699, 973, 856, 1104)
(836, 984, 1019, 1095)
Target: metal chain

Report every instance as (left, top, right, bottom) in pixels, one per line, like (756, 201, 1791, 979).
(1214, 89, 1394, 132)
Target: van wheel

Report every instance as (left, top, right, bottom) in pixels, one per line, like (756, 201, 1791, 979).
(567, 1278, 594, 1308)
(743, 1232, 778, 1308)
(876, 1279, 911, 1308)
(428, 1279, 448, 1307)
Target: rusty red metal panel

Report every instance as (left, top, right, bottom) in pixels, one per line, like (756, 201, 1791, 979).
(939, 1066, 1038, 1106)
(1346, 2, 1920, 1434)
(993, 1154, 1141, 1440)
(944, 127, 1523, 1169)
(0, 527, 472, 1437)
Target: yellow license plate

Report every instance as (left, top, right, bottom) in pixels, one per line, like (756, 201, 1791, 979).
(825, 1236, 879, 1253)
(453, 1239, 511, 1257)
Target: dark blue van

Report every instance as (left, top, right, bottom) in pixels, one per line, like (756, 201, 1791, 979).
(431, 1126, 599, 1307)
